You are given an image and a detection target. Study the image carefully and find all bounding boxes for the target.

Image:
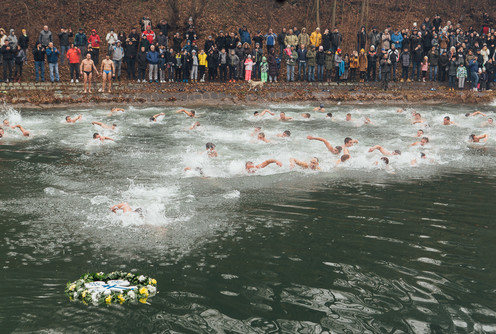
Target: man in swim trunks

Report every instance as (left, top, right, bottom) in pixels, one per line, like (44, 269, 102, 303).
(469, 134, 488, 142)
(176, 109, 196, 117)
(92, 121, 117, 130)
(65, 115, 83, 123)
(100, 54, 115, 93)
(149, 112, 165, 122)
(289, 157, 320, 170)
(368, 145, 401, 155)
(279, 112, 293, 121)
(80, 53, 99, 93)
(411, 137, 429, 146)
(307, 135, 342, 154)
(93, 133, 113, 141)
(245, 159, 283, 173)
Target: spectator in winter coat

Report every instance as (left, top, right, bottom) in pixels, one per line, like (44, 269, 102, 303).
(297, 28, 310, 47)
(381, 29, 391, 50)
(297, 44, 307, 81)
(307, 45, 316, 82)
(333, 49, 342, 83)
(14, 45, 26, 82)
(136, 47, 147, 82)
(349, 50, 359, 81)
(142, 27, 156, 49)
(387, 44, 399, 81)
(228, 49, 239, 82)
(368, 27, 381, 50)
(39, 25, 52, 47)
(45, 42, 60, 82)
(264, 29, 277, 53)
(1, 40, 16, 82)
(316, 46, 326, 82)
(106, 29, 118, 55)
(32, 41, 46, 82)
(310, 28, 322, 48)
(251, 44, 263, 80)
(267, 48, 278, 82)
(358, 49, 367, 82)
(357, 26, 367, 51)
(58, 28, 72, 64)
(112, 41, 125, 80)
(427, 46, 439, 81)
(284, 29, 298, 48)
(74, 28, 87, 57)
(330, 28, 342, 53)
(18, 29, 29, 57)
(146, 45, 159, 82)
(125, 40, 137, 80)
(285, 45, 297, 82)
(239, 26, 251, 45)
(216, 31, 227, 51)
(322, 29, 331, 51)
(367, 46, 378, 81)
(325, 50, 334, 82)
(456, 61, 467, 89)
(277, 28, 287, 58)
(66, 44, 81, 82)
(88, 29, 101, 65)
(391, 30, 403, 49)
(7, 29, 18, 49)
(447, 57, 457, 90)
(399, 48, 411, 82)
(252, 31, 264, 49)
(411, 43, 423, 81)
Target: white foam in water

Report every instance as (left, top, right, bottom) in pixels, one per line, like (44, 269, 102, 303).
(222, 190, 240, 199)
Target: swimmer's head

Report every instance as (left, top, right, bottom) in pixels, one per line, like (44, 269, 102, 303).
(465, 113, 470, 117)
(335, 146, 343, 153)
(380, 157, 389, 165)
(245, 161, 254, 169)
(443, 116, 451, 124)
(393, 150, 401, 155)
(310, 157, 319, 169)
(257, 132, 266, 139)
(417, 129, 424, 135)
(302, 113, 311, 118)
(326, 113, 333, 118)
(346, 113, 352, 120)
(112, 123, 117, 129)
(469, 134, 475, 141)
(65, 116, 71, 121)
(282, 130, 291, 137)
(344, 137, 353, 145)
(280, 112, 286, 118)
(420, 152, 426, 159)
(488, 118, 493, 124)
(3, 119, 9, 126)
(341, 154, 350, 162)
(190, 110, 196, 116)
(93, 133, 99, 139)
(149, 116, 156, 121)
(254, 111, 259, 116)
(421, 137, 429, 144)
(320, 104, 324, 108)
(414, 112, 421, 118)
(206, 142, 216, 150)
(134, 208, 144, 218)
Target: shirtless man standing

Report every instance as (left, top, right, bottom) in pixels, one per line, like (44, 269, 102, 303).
(100, 54, 115, 93)
(80, 53, 99, 93)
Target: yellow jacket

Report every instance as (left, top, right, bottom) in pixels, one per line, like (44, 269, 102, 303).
(198, 53, 208, 67)
(310, 31, 322, 47)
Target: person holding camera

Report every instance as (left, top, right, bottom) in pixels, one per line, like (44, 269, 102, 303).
(32, 41, 46, 82)
(380, 53, 392, 91)
(66, 43, 81, 82)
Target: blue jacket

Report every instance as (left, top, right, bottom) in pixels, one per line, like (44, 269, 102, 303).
(391, 32, 403, 49)
(146, 50, 159, 64)
(469, 59, 478, 73)
(45, 47, 59, 63)
(239, 28, 251, 45)
(265, 33, 277, 46)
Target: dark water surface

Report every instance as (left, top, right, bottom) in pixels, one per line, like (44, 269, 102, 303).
(0, 104, 495, 333)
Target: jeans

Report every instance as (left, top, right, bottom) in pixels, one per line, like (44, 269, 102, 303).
(429, 65, 438, 81)
(48, 62, 59, 82)
(471, 71, 479, 89)
(113, 59, 122, 78)
(286, 64, 295, 81)
(69, 63, 79, 80)
(3, 60, 13, 81)
(298, 61, 306, 81)
(138, 67, 146, 81)
(219, 64, 227, 82)
(228, 65, 236, 80)
(382, 71, 390, 90)
(367, 65, 376, 81)
(411, 61, 421, 80)
(458, 76, 465, 89)
(35, 61, 45, 81)
(402, 66, 409, 80)
(15, 63, 23, 79)
(60, 45, 69, 64)
(448, 75, 456, 88)
(317, 64, 324, 82)
(307, 65, 315, 81)
(391, 62, 397, 80)
(148, 64, 158, 81)
(126, 58, 136, 79)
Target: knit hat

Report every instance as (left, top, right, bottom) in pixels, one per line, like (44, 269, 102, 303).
(262, 56, 266, 62)
(360, 48, 365, 52)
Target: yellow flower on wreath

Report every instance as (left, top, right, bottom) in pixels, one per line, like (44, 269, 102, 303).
(69, 284, 76, 291)
(139, 298, 148, 304)
(82, 290, 87, 298)
(105, 295, 112, 304)
(139, 287, 149, 297)
(118, 294, 125, 304)
(151, 279, 157, 285)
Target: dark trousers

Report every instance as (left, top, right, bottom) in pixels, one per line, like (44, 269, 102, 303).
(199, 65, 206, 80)
(367, 64, 376, 81)
(3, 60, 13, 81)
(92, 48, 100, 65)
(126, 58, 136, 79)
(208, 67, 216, 81)
(175, 67, 182, 81)
(69, 63, 79, 80)
(219, 64, 227, 82)
(15, 63, 23, 79)
(252, 62, 260, 79)
(229, 65, 236, 80)
(412, 61, 421, 80)
(349, 68, 356, 81)
(402, 66, 409, 80)
(138, 67, 147, 81)
(382, 71, 390, 90)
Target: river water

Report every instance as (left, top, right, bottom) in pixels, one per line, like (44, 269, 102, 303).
(0, 102, 495, 333)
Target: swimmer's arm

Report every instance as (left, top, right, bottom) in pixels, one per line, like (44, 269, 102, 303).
(102, 136, 114, 141)
(14, 125, 30, 136)
(153, 112, 165, 118)
(92, 121, 104, 127)
(189, 123, 198, 130)
(410, 141, 420, 146)
(73, 115, 82, 122)
(368, 145, 391, 155)
(110, 202, 127, 212)
(307, 136, 338, 154)
(256, 159, 283, 168)
(260, 109, 274, 116)
(176, 109, 192, 116)
(478, 134, 489, 142)
(472, 111, 486, 116)
(289, 158, 308, 169)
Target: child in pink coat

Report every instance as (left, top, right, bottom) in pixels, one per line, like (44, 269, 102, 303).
(244, 55, 254, 81)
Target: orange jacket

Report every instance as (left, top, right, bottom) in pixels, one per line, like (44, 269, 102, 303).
(66, 47, 81, 63)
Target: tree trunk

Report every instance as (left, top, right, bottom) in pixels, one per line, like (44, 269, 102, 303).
(331, 0, 337, 29)
(360, 0, 366, 25)
(316, 0, 320, 28)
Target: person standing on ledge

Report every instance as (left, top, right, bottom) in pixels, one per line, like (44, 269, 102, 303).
(80, 53, 99, 93)
(100, 54, 115, 93)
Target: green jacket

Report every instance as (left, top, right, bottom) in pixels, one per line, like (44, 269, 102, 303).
(325, 52, 334, 70)
(306, 49, 316, 66)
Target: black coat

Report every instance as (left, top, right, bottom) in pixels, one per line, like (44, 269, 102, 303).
(19, 34, 29, 49)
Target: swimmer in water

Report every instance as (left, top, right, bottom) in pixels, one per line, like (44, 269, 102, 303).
(149, 112, 165, 122)
(111, 202, 143, 216)
(465, 111, 486, 117)
(415, 129, 424, 137)
(13, 125, 30, 136)
(65, 115, 83, 123)
(254, 109, 275, 117)
(374, 156, 395, 173)
(326, 112, 334, 120)
(469, 134, 488, 143)
(245, 159, 283, 173)
(92, 121, 117, 130)
(189, 121, 200, 130)
(396, 108, 404, 113)
(412, 112, 425, 124)
(411, 152, 436, 165)
(343, 137, 358, 155)
(0, 127, 4, 138)
(336, 154, 350, 165)
(93, 132, 114, 141)
(279, 112, 293, 121)
(307, 135, 342, 155)
(257, 132, 270, 143)
(289, 157, 320, 170)
(108, 108, 124, 116)
(481, 118, 494, 127)
(276, 130, 291, 137)
(443, 116, 457, 125)
(411, 136, 429, 146)
(176, 109, 196, 117)
(363, 117, 373, 125)
(313, 104, 325, 112)
(205, 142, 218, 157)
(368, 145, 401, 156)
(251, 127, 262, 137)
(3, 119, 15, 128)
(301, 113, 311, 119)
(184, 166, 207, 177)
(345, 113, 352, 121)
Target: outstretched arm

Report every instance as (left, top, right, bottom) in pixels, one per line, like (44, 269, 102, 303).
(471, 111, 487, 117)
(307, 136, 339, 154)
(111, 202, 131, 213)
(289, 158, 309, 169)
(176, 109, 193, 116)
(368, 145, 391, 155)
(92, 121, 103, 127)
(260, 109, 275, 116)
(256, 159, 283, 169)
(101, 135, 114, 141)
(410, 141, 420, 146)
(476, 134, 489, 142)
(14, 125, 30, 136)
(153, 112, 165, 118)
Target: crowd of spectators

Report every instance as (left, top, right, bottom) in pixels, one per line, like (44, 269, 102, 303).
(0, 13, 495, 91)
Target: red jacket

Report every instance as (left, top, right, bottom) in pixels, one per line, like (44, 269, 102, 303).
(88, 33, 101, 48)
(66, 47, 81, 63)
(142, 30, 155, 44)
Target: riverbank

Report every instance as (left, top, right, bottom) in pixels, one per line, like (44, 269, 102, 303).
(1, 81, 494, 109)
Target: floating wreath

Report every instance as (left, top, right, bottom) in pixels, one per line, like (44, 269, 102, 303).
(65, 271, 157, 305)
